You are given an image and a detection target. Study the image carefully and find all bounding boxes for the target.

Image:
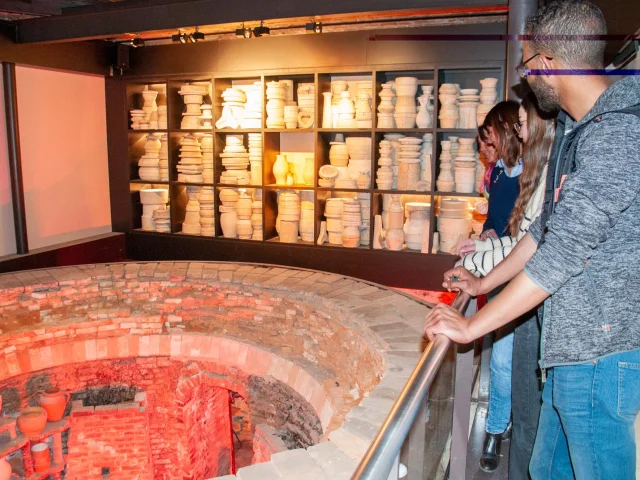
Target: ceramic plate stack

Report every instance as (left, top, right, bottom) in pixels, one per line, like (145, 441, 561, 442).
(324, 198, 344, 245)
(251, 196, 263, 240)
(183, 186, 201, 235)
(397, 137, 422, 191)
(177, 134, 203, 183)
(220, 134, 250, 185)
(420, 133, 433, 190)
(384, 133, 404, 189)
(478, 78, 498, 126)
(200, 133, 214, 184)
(297, 83, 315, 129)
(358, 193, 371, 246)
(437, 198, 471, 253)
(377, 83, 395, 129)
(439, 83, 459, 128)
(130, 110, 146, 130)
(266, 82, 285, 129)
(248, 133, 262, 185)
(180, 84, 207, 129)
(404, 202, 430, 250)
(198, 187, 215, 236)
(454, 138, 477, 193)
(376, 140, 393, 190)
(345, 137, 371, 182)
(138, 134, 161, 181)
(394, 77, 418, 128)
(458, 88, 480, 129)
(299, 201, 314, 242)
(153, 206, 171, 233)
(278, 192, 300, 243)
(219, 188, 238, 238)
(199, 105, 213, 129)
(159, 134, 169, 181)
(140, 188, 168, 231)
(235, 191, 253, 240)
(436, 140, 454, 192)
(341, 199, 361, 247)
(241, 82, 263, 129)
(157, 105, 167, 129)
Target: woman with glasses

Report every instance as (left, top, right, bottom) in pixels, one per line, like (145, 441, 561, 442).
(457, 93, 556, 478)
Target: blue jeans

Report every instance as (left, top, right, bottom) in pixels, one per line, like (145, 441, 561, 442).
(530, 348, 640, 479)
(486, 330, 514, 434)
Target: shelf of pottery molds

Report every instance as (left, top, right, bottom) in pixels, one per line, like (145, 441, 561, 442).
(264, 128, 315, 133)
(374, 128, 434, 133)
(130, 180, 170, 185)
(128, 129, 168, 133)
(434, 191, 483, 198)
(266, 237, 314, 246)
(317, 187, 367, 193)
(265, 184, 314, 190)
(375, 189, 434, 195)
(216, 128, 262, 133)
(317, 128, 373, 133)
(437, 128, 479, 134)
(133, 228, 172, 235)
(174, 182, 216, 187)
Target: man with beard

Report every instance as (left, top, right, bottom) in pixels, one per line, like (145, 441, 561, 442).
(424, 0, 640, 478)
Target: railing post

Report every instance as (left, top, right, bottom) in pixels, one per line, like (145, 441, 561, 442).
(448, 297, 477, 480)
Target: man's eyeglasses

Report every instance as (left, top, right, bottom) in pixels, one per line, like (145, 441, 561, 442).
(516, 53, 544, 79)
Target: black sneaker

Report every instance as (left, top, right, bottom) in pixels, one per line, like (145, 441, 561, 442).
(479, 432, 502, 472)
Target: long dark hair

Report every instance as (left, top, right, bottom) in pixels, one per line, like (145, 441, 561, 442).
(481, 100, 521, 169)
(507, 93, 556, 236)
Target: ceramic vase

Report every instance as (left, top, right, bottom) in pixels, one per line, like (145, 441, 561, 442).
(273, 154, 289, 185)
(220, 211, 237, 238)
(35, 387, 71, 422)
(322, 92, 333, 128)
(416, 96, 432, 128)
(303, 157, 315, 186)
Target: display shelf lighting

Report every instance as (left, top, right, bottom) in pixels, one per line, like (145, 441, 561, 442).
(253, 21, 270, 37)
(305, 21, 322, 34)
(172, 31, 188, 43)
(191, 27, 205, 42)
(126, 35, 145, 47)
(235, 23, 252, 39)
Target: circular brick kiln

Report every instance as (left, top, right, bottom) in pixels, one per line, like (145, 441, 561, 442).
(0, 262, 432, 479)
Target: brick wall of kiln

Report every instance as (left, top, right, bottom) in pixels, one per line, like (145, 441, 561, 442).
(66, 396, 152, 480)
(252, 424, 288, 464)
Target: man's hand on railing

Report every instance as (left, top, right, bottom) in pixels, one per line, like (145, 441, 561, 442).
(423, 303, 472, 344)
(442, 267, 483, 296)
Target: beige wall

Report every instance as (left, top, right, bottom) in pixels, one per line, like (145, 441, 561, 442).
(0, 71, 16, 257)
(16, 66, 111, 250)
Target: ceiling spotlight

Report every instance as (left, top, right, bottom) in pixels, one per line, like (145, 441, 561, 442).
(253, 21, 270, 37)
(236, 23, 252, 39)
(305, 21, 322, 34)
(172, 32, 188, 43)
(191, 27, 205, 42)
(124, 35, 145, 47)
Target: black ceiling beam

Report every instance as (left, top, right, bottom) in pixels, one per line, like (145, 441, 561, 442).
(1, 0, 61, 16)
(15, 0, 507, 43)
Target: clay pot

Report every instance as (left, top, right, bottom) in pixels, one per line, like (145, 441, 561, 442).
(17, 407, 47, 437)
(0, 457, 11, 480)
(273, 155, 289, 185)
(31, 443, 50, 473)
(35, 388, 70, 422)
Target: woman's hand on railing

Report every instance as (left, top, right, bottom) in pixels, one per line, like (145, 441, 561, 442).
(443, 267, 483, 296)
(423, 303, 472, 344)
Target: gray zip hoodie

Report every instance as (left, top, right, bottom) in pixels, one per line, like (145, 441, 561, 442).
(524, 75, 640, 368)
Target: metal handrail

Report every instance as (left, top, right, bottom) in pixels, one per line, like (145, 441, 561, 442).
(351, 291, 471, 480)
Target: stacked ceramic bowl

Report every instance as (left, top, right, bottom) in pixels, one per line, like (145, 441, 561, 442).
(198, 187, 215, 236)
(157, 105, 167, 129)
(437, 198, 472, 253)
(183, 186, 201, 235)
(477, 77, 498, 126)
(200, 134, 214, 184)
(420, 133, 433, 190)
(358, 193, 371, 246)
(324, 198, 344, 245)
(297, 83, 315, 128)
(376, 140, 393, 190)
(159, 134, 169, 181)
(377, 83, 395, 128)
(345, 137, 371, 181)
(393, 77, 418, 128)
(397, 137, 422, 191)
(140, 188, 168, 231)
(436, 140, 454, 192)
(241, 82, 263, 129)
(318, 165, 339, 188)
(458, 89, 480, 129)
(284, 105, 299, 129)
(248, 133, 262, 185)
(454, 138, 477, 193)
(177, 134, 203, 183)
(341, 199, 362, 247)
(180, 84, 207, 129)
(153, 207, 171, 233)
(251, 195, 263, 240)
(130, 110, 146, 130)
(278, 192, 301, 243)
(439, 83, 460, 128)
(219, 188, 238, 238)
(235, 191, 253, 240)
(404, 202, 431, 250)
(220, 134, 250, 185)
(299, 201, 314, 243)
(139, 134, 161, 181)
(266, 82, 285, 129)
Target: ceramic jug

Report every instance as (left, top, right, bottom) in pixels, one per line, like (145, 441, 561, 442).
(35, 387, 70, 422)
(416, 96, 432, 128)
(273, 154, 289, 185)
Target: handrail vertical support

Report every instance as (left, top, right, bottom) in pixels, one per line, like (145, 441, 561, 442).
(449, 297, 477, 479)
